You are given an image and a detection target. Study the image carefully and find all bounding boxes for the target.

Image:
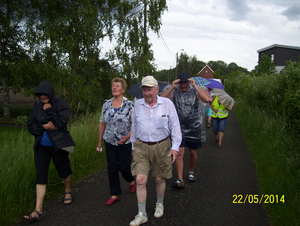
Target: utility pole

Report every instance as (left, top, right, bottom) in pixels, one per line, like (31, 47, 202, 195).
(175, 49, 184, 79)
(169, 66, 171, 83)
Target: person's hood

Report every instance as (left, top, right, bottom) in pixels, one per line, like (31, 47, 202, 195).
(34, 81, 55, 103)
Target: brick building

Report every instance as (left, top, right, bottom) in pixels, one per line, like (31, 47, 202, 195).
(197, 65, 214, 79)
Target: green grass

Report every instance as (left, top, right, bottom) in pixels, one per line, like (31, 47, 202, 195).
(0, 111, 107, 225)
(234, 101, 300, 226)
(0, 126, 25, 134)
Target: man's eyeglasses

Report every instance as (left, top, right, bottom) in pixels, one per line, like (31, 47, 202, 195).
(37, 93, 48, 97)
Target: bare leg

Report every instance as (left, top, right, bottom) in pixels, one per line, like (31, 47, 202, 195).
(23, 184, 46, 219)
(214, 132, 218, 143)
(188, 148, 198, 172)
(207, 116, 211, 127)
(62, 175, 72, 204)
(35, 184, 46, 213)
(136, 174, 148, 202)
(175, 147, 185, 179)
(155, 178, 166, 196)
(218, 131, 224, 146)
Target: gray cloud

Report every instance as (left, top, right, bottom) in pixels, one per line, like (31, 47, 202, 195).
(226, 0, 250, 21)
(282, 3, 300, 21)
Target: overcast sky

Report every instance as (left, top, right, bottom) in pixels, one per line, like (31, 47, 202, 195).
(148, 0, 300, 72)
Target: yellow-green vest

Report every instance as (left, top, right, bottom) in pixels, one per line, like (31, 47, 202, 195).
(211, 97, 228, 119)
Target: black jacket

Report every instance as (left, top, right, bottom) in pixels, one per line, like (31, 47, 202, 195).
(28, 81, 75, 151)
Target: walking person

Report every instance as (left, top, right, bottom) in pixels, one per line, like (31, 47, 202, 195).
(96, 77, 136, 206)
(209, 94, 229, 149)
(205, 89, 214, 128)
(129, 75, 181, 226)
(23, 81, 75, 223)
(161, 72, 209, 188)
(206, 105, 212, 128)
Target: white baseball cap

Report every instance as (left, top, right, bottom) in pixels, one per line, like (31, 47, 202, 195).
(140, 75, 158, 87)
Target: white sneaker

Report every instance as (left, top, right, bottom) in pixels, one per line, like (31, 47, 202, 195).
(154, 203, 164, 218)
(129, 212, 148, 226)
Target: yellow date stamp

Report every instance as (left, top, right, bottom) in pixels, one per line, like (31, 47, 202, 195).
(233, 194, 285, 204)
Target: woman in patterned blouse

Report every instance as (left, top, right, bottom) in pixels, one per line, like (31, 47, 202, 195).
(96, 78, 136, 206)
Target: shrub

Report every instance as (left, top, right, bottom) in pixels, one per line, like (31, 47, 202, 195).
(279, 61, 300, 132)
(16, 115, 28, 124)
(225, 60, 300, 135)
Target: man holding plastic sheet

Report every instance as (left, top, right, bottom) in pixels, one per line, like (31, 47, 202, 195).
(161, 72, 209, 188)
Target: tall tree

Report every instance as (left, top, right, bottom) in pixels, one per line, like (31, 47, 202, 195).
(113, 0, 167, 86)
(0, 0, 30, 121)
(255, 53, 276, 76)
(207, 60, 228, 77)
(176, 53, 206, 77)
(15, 0, 167, 114)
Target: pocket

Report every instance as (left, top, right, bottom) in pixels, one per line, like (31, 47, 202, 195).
(154, 116, 168, 129)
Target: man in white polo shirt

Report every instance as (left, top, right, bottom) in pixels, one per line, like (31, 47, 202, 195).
(129, 76, 182, 226)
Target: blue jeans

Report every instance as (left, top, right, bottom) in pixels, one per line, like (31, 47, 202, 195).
(212, 118, 227, 132)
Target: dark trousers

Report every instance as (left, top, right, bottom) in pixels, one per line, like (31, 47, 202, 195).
(104, 141, 134, 196)
(35, 143, 73, 184)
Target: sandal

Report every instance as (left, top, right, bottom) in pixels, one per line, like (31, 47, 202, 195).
(188, 172, 196, 183)
(64, 191, 72, 205)
(23, 210, 43, 222)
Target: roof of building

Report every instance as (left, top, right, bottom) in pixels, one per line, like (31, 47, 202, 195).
(197, 64, 214, 74)
(257, 44, 300, 53)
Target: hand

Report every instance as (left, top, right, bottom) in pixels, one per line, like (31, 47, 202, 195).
(96, 144, 103, 153)
(171, 79, 180, 89)
(43, 103, 51, 110)
(168, 149, 178, 163)
(188, 78, 196, 87)
(42, 121, 57, 130)
(117, 136, 128, 145)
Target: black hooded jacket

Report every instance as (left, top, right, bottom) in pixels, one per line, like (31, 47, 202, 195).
(28, 81, 75, 151)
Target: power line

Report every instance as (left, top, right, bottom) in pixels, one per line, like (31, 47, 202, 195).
(159, 31, 175, 56)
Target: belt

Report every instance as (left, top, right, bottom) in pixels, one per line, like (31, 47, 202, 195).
(141, 137, 168, 145)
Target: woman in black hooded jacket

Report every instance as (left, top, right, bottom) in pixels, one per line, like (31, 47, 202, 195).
(23, 81, 75, 222)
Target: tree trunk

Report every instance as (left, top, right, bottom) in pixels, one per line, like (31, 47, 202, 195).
(2, 76, 11, 122)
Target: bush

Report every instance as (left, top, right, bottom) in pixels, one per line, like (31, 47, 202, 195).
(279, 61, 300, 131)
(225, 60, 300, 135)
(16, 115, 28, 124)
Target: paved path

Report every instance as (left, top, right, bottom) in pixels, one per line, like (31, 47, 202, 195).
(17, 111, 270, 226)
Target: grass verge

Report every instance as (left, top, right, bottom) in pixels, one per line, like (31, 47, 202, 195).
(234, 101, 299, 226)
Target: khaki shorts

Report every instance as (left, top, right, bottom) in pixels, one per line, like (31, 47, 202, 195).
(131, 137, 172, 179)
